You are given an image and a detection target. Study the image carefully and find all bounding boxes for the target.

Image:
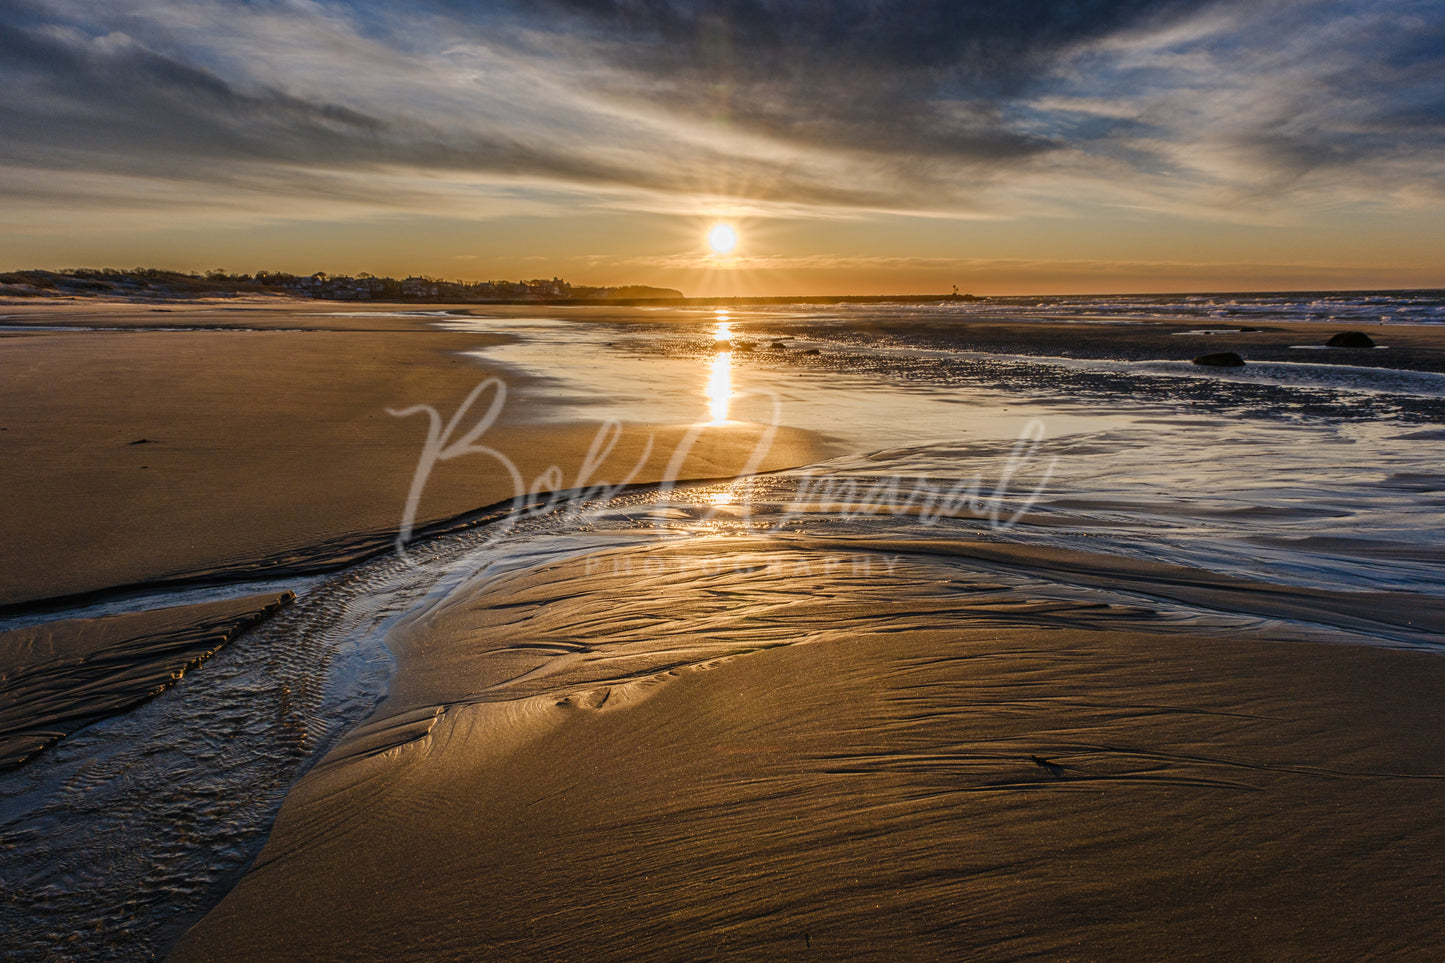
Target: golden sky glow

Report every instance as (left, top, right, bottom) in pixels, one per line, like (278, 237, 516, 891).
(1, 2, 1441, 296)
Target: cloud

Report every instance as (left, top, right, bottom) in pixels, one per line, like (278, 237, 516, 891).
(0, 0, 1441, 228)
(500, 0, 1445, 212)
(495, 0, 1219, 155)
(1055, 2, 1445, 205)
(0, 0, 968, 218)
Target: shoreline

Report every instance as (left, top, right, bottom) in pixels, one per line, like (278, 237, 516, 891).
(0, 302, 831, 780)
(5, 294, 1445, 959)
(0, 304, 833, 607)
(3, 285, 1442, 309)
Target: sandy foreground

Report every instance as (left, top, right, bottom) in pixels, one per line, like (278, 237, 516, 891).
(5, 299, 1445, 958)
(171, 537, 1445, 961)
(0, 301, 827, 607)
(0, 300, 826, 774)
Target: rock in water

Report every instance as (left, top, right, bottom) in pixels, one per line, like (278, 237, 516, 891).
(1326, 331, 1375, 348)
(1193, 351, 1245, 367)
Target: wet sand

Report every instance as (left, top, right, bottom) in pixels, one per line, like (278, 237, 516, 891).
(6, 298, 1445, 958)
(0, 592, 293, 770)
(171, 537, 1445, 960)
(796, 315, 1445, 372)
(0, 301, 829, 608)
(0, 300, 828, 781)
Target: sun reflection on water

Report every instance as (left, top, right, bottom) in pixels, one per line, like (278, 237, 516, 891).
(707, 352, 732, 423)
(707, 314, 733, 423)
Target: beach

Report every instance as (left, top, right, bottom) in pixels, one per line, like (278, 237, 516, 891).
(172, 540, 1445, 961)
(3, 293, 1445, 959)
(0, 302, 826, 607)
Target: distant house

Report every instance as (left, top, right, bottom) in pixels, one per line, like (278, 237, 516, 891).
(400, 276, 440, 298)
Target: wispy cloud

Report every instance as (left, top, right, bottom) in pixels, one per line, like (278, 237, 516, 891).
(0, 0, 1441, 229)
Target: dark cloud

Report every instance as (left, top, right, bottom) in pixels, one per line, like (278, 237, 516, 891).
(471, 0, 1226, 159)
(0, 0, 1442, 218)
(0, 12, 652, 197)
(521, 0, 1213, 75)
(0, 5, 915, 211)
(0, 17, 383, 163)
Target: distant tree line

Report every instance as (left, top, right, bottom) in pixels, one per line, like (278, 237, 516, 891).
(0, 267, 682, 302)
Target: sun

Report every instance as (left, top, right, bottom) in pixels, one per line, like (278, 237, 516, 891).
(708, 223, 738, 255)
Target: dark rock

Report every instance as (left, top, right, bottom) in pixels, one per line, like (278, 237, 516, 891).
(769, 340, 788, 349)
(1326, 331, 1375, 348)
(801, 348, 821, 356)
(1192, 351, 1245, 367)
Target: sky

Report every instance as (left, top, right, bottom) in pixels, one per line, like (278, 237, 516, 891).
(1, 0, 1442, 296)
